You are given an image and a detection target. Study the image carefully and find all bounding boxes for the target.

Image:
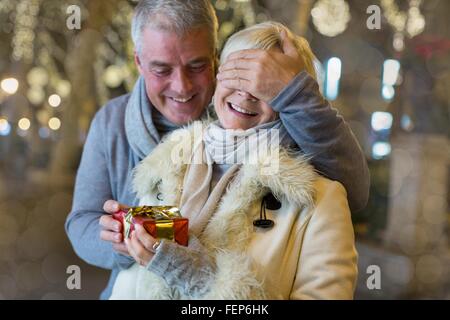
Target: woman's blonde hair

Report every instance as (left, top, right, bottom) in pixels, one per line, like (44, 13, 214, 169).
(220, 21, 318, 79)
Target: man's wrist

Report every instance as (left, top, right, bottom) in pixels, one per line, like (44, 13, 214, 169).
(113, 250, 134, 269)
(269, 71, 311, 111)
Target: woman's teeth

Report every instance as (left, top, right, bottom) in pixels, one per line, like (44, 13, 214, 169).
(229, 103, 258, 116)
(171, 95, 193, 103)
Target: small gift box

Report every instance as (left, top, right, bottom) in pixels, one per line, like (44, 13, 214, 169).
(113, 206, 188, 246)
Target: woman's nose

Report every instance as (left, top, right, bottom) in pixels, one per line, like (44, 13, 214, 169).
(237, 90, 258, 101)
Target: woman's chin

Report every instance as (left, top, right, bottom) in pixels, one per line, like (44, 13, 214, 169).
(219, 121, 251, 130)
(217, 115, 253, 130)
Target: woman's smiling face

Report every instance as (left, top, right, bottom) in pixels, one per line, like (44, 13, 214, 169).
(214, 47, 281, 130)
(213, 84, 278, 130)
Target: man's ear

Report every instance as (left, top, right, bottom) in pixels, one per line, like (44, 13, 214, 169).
(134, 51, 143, 75)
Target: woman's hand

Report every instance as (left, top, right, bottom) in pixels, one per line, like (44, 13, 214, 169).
(124, 224, 160, 267)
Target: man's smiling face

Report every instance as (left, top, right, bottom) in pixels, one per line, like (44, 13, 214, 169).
(135, 26, 216, 125)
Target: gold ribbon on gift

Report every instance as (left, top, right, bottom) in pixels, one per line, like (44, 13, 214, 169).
(154, 220, 174, 240)
(123, 206, 181, 239)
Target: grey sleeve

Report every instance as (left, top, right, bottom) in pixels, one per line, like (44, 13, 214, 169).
(146, 236, 215, 298)
(65, 112, 134, 270)
(270, 71, 370, 212)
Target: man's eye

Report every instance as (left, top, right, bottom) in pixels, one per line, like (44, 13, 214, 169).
(189, 64, 207, 73)
(152, 69, 170, 76)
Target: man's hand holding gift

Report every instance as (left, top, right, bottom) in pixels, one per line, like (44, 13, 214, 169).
(99, 200, 130, 256)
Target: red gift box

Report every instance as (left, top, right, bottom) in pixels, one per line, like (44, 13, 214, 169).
(113, 206, 188, 246)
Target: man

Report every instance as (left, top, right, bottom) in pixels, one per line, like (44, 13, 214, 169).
(65, 0, 369, 299)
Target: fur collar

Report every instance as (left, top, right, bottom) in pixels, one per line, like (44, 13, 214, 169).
(133, 121, 317, 253)
(133, 121, 317, 211)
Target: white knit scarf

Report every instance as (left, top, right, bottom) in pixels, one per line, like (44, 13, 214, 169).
(203, 120, 290, 165)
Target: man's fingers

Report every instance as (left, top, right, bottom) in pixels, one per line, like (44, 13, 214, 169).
(217, 69, 253, 82)
(218, 78, 252, 93)
(103, 199, 129, 214)
(225, 49, 263, 62)
(99, 215, 121, 232)
(100, 230, 122, 243)
(103, 200, 120, 213)
(219, 58, 258, 73)
(113, 242, 130, 256)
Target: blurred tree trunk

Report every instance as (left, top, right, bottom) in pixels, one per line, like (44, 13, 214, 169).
(49, 0, 119, 187)
(295, 0, 313, 36)
(256, 0, 312, 36)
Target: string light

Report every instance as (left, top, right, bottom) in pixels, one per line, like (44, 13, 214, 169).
(381, 0, 426, 51)
(12, 0, 40, 62)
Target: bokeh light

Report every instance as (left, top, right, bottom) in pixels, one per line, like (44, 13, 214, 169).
(383, 59, 401, 86)
(26, 67, 48, 87)
(27, 86, 45, 105)
(371, 112, 393, 132)
(56, 80, 71, 98)
(103, 65, 123, 88)
(48, 117, 61, 130)
(0, 118, 11, 136)
(311, 0, 351, 37)
(38, 127, 50, 139)
(382, 84, 395, 100)
(372, 142, 391, 159)
(18, 117, 31, 131)
(1, 77, 19, 94)
(401, 114, 414, 131)
(324, 57, 341, 101)
(48, 94, 61, 107)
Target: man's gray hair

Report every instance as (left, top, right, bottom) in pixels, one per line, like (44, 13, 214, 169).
(131, 0, 219, 54)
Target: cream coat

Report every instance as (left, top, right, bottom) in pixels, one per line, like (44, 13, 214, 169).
(110, 122, 358, 300)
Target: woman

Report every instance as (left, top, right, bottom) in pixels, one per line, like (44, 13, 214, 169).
(110, 21, 357, 300)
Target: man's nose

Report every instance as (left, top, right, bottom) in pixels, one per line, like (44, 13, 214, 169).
(171, 69, 193, 95)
